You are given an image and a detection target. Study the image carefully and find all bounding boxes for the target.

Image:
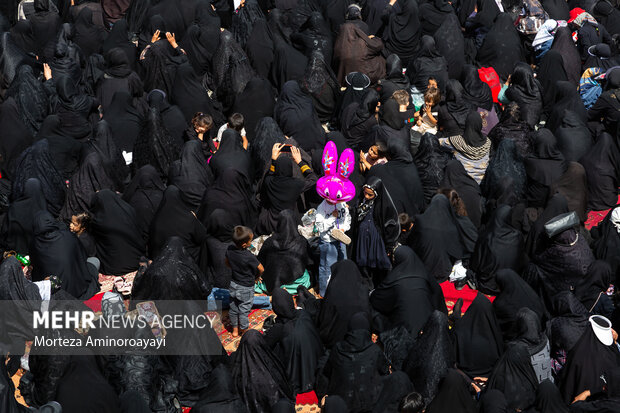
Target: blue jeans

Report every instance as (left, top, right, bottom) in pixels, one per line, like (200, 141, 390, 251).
(228, 281, 254, 329)
(318, 240, 347, 296)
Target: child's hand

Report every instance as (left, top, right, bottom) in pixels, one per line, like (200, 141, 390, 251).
(255, 276, 263, 284)
(332, 209, 339, 217)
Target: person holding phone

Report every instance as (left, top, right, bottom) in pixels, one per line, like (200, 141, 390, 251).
(255, 143, 318, 235)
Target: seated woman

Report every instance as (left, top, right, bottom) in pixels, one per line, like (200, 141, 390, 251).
(439, 111, 491, 184)
(255, 144, 317, 236)
(256, 210, 312, 294)
(316, 313, 390, 411)
(333, 23, 386, 86)
(264, 288, 324, 394)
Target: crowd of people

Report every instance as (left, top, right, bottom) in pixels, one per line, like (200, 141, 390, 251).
(1, 0, 620, 411)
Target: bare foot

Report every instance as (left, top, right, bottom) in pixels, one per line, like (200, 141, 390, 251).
(232, 327, 239, 337)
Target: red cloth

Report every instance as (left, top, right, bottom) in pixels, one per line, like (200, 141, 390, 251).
(478, 67, 501, 103)
(568, 7, 585, 23)
(440, 281, 495, 313)
(296, 391, 319, 405)
(83, 292, 106, 312)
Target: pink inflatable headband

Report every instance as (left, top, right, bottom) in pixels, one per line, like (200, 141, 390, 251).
(316, 141, 356, 203)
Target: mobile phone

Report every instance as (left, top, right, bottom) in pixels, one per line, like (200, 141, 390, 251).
(280, 144, 293, 152)
(136, 301, 166, 340)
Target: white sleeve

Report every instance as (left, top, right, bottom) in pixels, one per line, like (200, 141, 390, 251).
(315, 203, 336, 234)
(339, 204, 352, 232)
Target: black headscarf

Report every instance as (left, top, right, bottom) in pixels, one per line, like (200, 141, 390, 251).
(476, 13, 525, 78)
(482, 138, 527, 200)
(122, 164, 165, 240)
(461, 64, 493, 110)
(433, 14, 465, 79)
(534, 380, 570, 413)
(209, 129, 252, 180)
(10, 139, 66, 217)
(2, 178, 47, 255)
(133, 107, 181, 179)
(554, 110, 593, 162)
(169, 140, 212, 209)
(560, 320, 620, 403)
(0, 97, 34, 181)
(511, 307, 548, 355)
(440, 159, 483, 227)
(273, 80, 325, 152)
(179, 5, 220, 75)
(413, 134, 453, 203)
(371, 245, 441, 334)
(251, 117, 287, 180)
(547, 80, 588, 131)
(258, 156, 305, 234)
(231, 0, 265, 48)
(524, 129, 567, 205)
(550, 27, 582, 86)
(200, 168, 257, 229)
(132, 236, 211, 300)
(300, 50, 340, 123)
(101, 19, 137, 69)
(411, 193, 478, 282)
(407, 35, 449, 92)
(192, 364, 248, 413)
(103, 91, 143, 153)
(317, 260, 370, 347)
(231, 330, 295, 413)
(5, 65, 48, 136)
(377, 54, 410, 103)
(212, 30, 256, 111)
(267, 288, 324, 394)
(258, 210, 309, 291)
(366, 137, 426, 217)
(443, 79, 472, 131)
(87, 119, 129, 192)
(425, 369, 477, 413)
(49, 75, 96, 141)
(232, 77, 276, 140)
(505, 63, 544, 127)
(340, 88, 379, 151)
(419, 0, 455, 36)
(470, 204, 525, 294)
(579, 132, 620, 211)
(148, 185, 207, 262)
(147, 89, 188, 148)
(574, 260, 613, 311)
(538, 50, 569, 115)
(454, 292, 504, 378)
(319, 312, 389, 411)
(171, 63, 223, 124)
(549, 291, 589, 354)
(403, 311, 455, 404)
(73, 7, 107, 57)
(542, 0, 569, 19)
(59, 151, 115, 222)
(89, 189, 146, 275)
(492, 269, 545, 341)
(486, 343, 539, 411)
(30, 210, 99, 299)
(382, 0, 422, 66)
(29, 0, 62, 56)
(479, 390, 509, 413)
(462, 110, 488, 147)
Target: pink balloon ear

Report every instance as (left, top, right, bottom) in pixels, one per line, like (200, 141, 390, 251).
(338, 148, 355, 179)
(322, 141, 338, 176)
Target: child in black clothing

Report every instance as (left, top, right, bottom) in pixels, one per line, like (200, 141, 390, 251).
(225, 226, 264, 337)
(70, 212, 96, 257)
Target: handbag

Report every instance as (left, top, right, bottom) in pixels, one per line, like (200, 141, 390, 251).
(544, 211, 580, 238)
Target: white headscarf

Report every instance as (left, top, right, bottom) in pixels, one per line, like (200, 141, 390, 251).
(611, 206, 620, 233)
(533, 19, 558, 48)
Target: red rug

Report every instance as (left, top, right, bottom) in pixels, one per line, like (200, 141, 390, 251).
(440, 281, 494, 313)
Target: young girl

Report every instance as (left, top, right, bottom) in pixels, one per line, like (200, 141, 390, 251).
(412, 86, 440, 135)
(354, 176, 400, 288)
(360, 141, 388, 172)
(70, 212, 96, 257)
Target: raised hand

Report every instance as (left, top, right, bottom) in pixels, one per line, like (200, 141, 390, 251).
(151, 29, 161, 44)
(166, 32, 178, 48)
